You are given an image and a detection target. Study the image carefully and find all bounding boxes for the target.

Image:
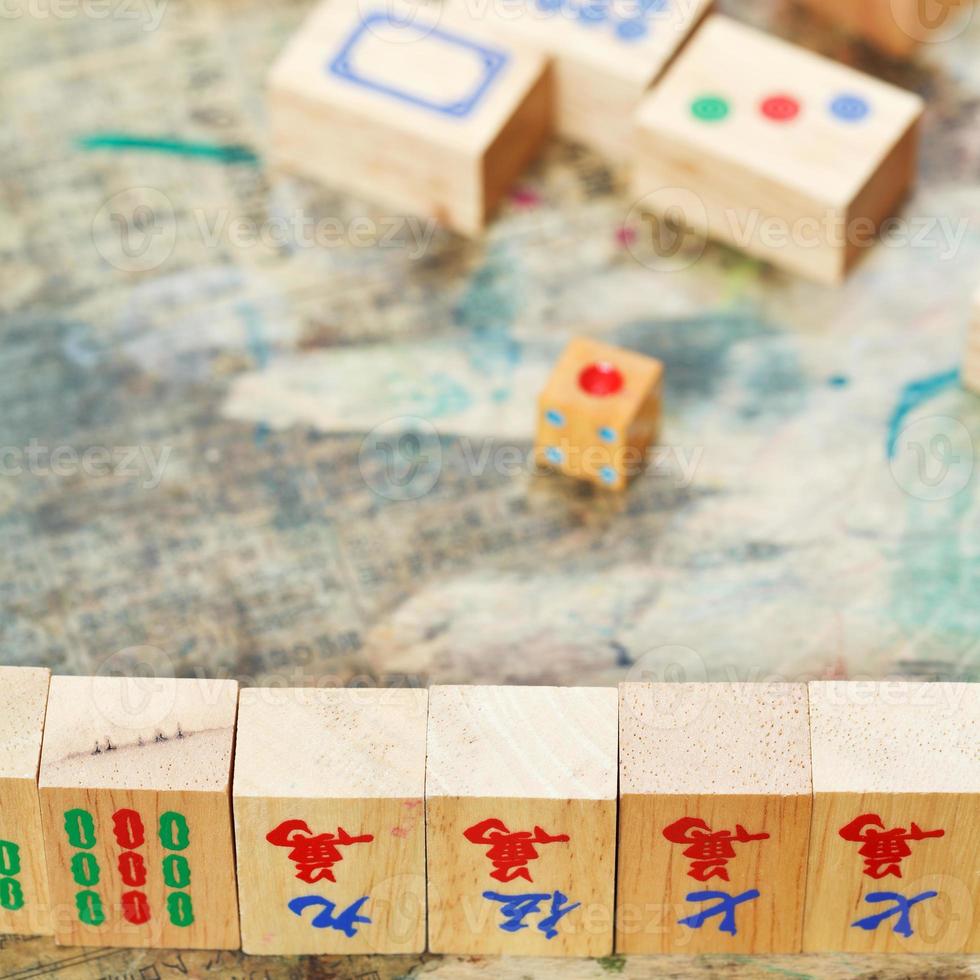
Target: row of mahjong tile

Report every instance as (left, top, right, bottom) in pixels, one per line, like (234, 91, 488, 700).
(690, 91, 872, 123)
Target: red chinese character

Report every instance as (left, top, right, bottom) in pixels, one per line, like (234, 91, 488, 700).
(463, 818, 570, 883)
(838, 813, 944, 879)
(663, 817, 770, 882)
(266, 819, 374, 884)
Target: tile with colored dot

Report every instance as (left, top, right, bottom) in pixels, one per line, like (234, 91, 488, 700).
(691, 94, 729, 122)
(473, 0, 711, 160)
(535, 336, 663, 491)
(634, 14, 923, 283)
(37, 676, 240, 950)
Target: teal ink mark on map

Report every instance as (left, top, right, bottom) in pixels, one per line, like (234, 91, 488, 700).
(77, 134, 260, 165)
(886, 368, 959, 459)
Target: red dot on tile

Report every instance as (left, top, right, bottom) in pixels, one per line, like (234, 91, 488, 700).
(760, 94, 800, 122)
(579, 361, 624, 396)
(616, 224, 637, 247)
(510, 186, 541, 209)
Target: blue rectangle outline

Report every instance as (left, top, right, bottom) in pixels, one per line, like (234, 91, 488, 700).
(328, 11, 511, 119)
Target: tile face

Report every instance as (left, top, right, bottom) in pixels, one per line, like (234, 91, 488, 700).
(633, 14, 924, 283)
(268, 1, 552, 234)
(536, 336, 663, 490)
(617, 683, 812, 953)
(966, 286, 980, 394)
(38, 676, 240, 949)
(0, 667, 53, 936)
(475, 0, 712, 159)
(804, 682, 980, 953)
(233, 688, 428, 955)
(426, 685, 618, 956)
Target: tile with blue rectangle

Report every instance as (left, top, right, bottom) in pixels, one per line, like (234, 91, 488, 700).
(329, 11, 510, 119)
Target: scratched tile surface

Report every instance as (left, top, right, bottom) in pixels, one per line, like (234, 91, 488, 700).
(1, 0, 979, 975)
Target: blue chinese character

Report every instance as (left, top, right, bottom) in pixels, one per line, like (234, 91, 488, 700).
(678, 889, 760, 936)
(482, 889, 581, 939)
(287, 895, 371, 937)
(852, 890, 938, 938)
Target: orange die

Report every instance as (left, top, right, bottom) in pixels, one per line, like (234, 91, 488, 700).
(536, 338, 664, 490)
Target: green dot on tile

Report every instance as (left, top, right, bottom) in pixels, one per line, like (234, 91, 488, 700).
(691, 95, 730, 122)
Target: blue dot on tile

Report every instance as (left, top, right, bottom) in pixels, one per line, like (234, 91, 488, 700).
(616, 18, 648, 41)
(598, 426, 616, 443)
(828, 375, 850, 388)
(830, 94, 870, 122)
(578, 1, 608, 24)
(545, 409, 565, 427)
(600, 466, 617, 484)
(546, 446, 564, 464)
